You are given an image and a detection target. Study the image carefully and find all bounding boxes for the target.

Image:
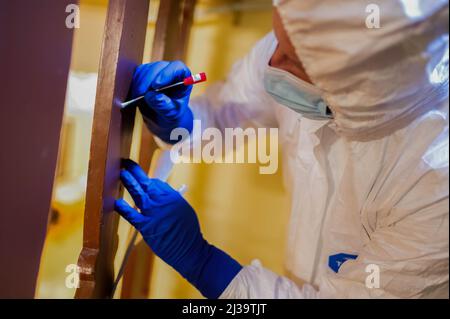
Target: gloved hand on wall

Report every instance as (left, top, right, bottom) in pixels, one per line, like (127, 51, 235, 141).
(131, 61, 194, 144)
(115, 159, 242, 299)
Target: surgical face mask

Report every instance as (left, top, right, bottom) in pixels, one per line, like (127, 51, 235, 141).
(264, 66, 333, 120)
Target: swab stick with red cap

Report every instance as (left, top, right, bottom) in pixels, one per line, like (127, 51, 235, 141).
(121, 72, 207, 108)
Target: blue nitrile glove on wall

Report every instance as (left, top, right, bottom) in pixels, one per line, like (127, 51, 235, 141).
(131, 61, 194, 144)
(115, 159, 242, 299)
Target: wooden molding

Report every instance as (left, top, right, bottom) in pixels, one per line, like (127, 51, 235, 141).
(75, 0, 150, 299)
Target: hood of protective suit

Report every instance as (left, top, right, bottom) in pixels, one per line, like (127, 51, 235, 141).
(275, 0, 449, 141)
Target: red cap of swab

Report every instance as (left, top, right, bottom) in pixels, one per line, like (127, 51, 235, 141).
(183, 72, 207, 85)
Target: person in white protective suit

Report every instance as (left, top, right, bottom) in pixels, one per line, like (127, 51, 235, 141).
(117, 0, 449, 298)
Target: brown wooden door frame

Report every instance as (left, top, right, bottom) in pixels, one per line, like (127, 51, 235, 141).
(75, 0, 150, 299)
(75, 0, 197, 299)
(120, 0, 197, 299)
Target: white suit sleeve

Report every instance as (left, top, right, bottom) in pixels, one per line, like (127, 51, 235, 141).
(221, 152, 449, 299)
(219, 260, 319, 299)
(189, 32, 278, 134)
(221, 200, 448, 299)
(154, 32, 278, 151)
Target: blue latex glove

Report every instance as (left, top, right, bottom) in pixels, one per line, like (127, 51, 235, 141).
(115, 159, 242, 299)
(131, 61, 194, 144)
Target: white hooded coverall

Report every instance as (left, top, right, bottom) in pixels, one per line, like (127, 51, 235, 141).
(182, 0, 449, 298)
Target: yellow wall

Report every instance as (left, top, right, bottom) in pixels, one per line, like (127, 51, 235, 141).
(37, 0, 290, 299)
